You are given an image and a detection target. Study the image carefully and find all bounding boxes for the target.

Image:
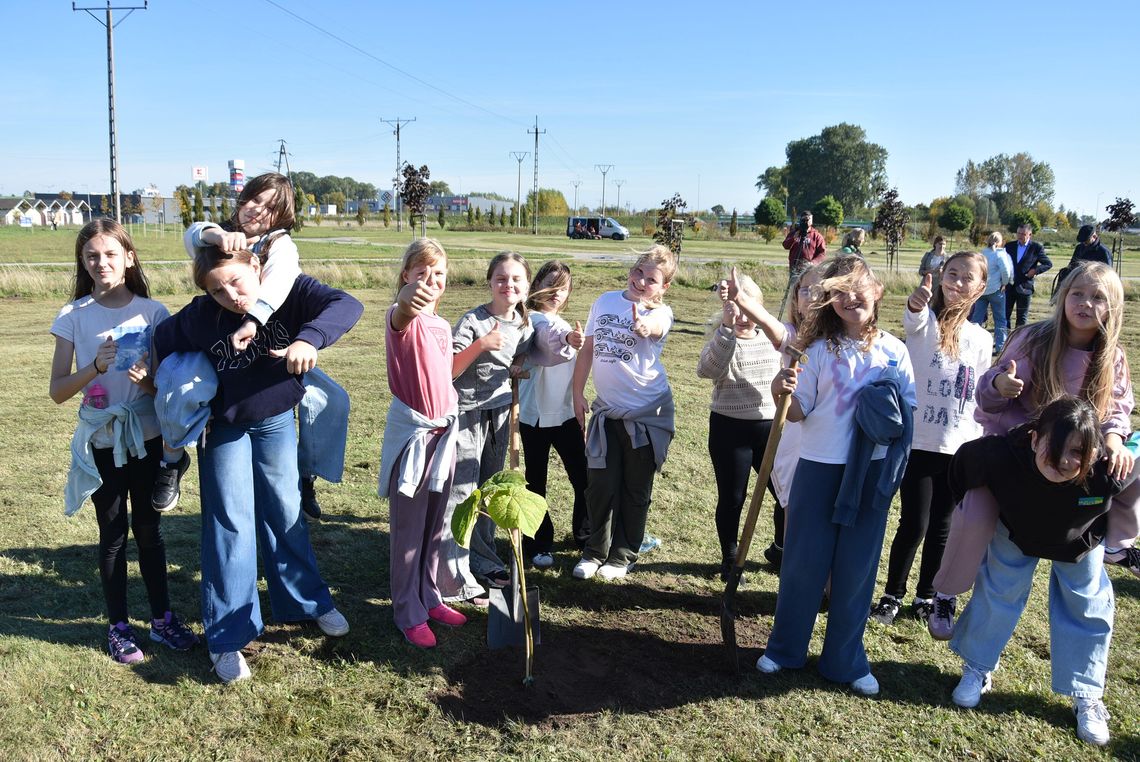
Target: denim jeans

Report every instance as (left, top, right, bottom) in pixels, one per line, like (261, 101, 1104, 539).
(198, 410, 334, 653)
(764, 458, 889, 683)
(297, 366, 350, 483)
(950, 522, 1113, 698)
(969, 290, 1008, 353)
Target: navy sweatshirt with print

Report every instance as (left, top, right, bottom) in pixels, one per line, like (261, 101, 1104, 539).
(154, 274, 363, 424)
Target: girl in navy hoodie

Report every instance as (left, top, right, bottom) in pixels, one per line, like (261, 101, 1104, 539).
(154, 246, 363, 683)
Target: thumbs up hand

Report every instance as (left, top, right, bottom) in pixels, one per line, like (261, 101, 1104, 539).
(631, 303, 650, 338)
(908, 272, 934, 313)
(993, 358, 1024, 399)
(718, 266, 741, 303)
(566, 320, 585, 350)
(480, 321, 504, 352)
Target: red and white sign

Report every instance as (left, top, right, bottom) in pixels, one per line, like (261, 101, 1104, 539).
(191, 166, 208, 182)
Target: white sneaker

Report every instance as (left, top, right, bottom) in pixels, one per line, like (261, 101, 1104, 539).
(532, 552, 555, 569)
(597, 562, 631, 581)
(317, 607, 350, 637)
(572, 558, 601, 579)
(952, 664, 992, 708)
(210, 651, 251, 684)
(755, 654, 781, 674)
(1075, 697, 1111, 746)
(850, 673, 879, 696)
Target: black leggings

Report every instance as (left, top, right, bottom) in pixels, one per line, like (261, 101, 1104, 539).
(520, 417, 590, 556)
(884, 449, 954, 600)
(708, 412, 783, 561)
(91, 438, 170, 624)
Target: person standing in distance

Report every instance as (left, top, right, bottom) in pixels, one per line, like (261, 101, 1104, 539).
(783, 211, 827, 272)
(1004, 224, 1052, 329)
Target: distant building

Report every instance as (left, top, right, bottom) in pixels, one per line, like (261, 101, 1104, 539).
(426, 195, 508, 214)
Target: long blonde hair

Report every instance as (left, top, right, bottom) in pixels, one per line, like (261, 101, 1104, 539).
(527, 260, 572, 313)
(796, 256, 883, 354)
(929, 251, 987, 360)
(1011, 261, 1128, 423)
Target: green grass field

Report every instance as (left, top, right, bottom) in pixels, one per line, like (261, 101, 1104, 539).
(2, 227, 1140, 759)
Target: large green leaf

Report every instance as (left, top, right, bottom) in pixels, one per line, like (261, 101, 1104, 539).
(450, 488, 481, 548)
(484, 484, 548, 538)
(482, 469, 527, 489)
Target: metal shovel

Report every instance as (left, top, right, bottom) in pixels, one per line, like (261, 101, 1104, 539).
(488, 375, 542, 650)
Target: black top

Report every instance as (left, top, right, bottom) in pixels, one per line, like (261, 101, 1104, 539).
(949, 428, 1123, 562)
(155, 275, 363, 423)
(1071, 241, 1113, 267)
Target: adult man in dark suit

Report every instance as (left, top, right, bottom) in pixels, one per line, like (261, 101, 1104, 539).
(1004, 224, 1052, 328)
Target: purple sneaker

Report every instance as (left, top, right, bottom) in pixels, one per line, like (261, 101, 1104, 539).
(150, 611, 200, 651)
(928, 595, 956, 641)
(108, 623, 144, 664)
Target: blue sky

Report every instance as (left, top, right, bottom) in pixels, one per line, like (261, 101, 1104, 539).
(5, 0, 1137, 218)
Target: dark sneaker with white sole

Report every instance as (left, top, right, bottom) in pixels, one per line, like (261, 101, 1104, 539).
(152, 452, 191, 512)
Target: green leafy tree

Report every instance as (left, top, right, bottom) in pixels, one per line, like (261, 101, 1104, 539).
(356, 204, 366, 227)
(466, 204, 475, 226)
(193, 187, 204, 222)
(754, 165, 789, 200)
(324, 191, 347, 214)
(525, 188, 570, 217)
(428, 180, 452, 197)
(812, 195, 844, 230)
(729, 209, 738, 237)
(220, 196, 231, 223)
(488, 204, 497, 227)
(955, 153, 1055, 218)
(520, 203, 529, 228)
(383, 203, 391, 228)
(711, 204, 726, 216)
(938, 203, 974, 244)
(1005, 208, 1041, 233)
(753, 196, 786, 227)
(437, 206, 446, 230)
(475, 207, 483, 224)
(775, 123, 887, 214)
(293, 183, 306, 231)
(178, 188, 193, 229)
(499, 208, 506, 226)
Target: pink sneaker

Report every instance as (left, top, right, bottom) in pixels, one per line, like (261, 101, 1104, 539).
(428, 604, 467, 628)
(403, 622, 436, 649)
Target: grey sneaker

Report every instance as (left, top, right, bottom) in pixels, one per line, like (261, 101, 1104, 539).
(952, 664, 992, 708)
(1075, 697, 1110, 746)
(850, 673, 879, 696)
(317, 608, 349, 637)
(210, 651, 251, 683)
(928, 595, 956, 641)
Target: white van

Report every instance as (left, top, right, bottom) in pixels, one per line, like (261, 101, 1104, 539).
(567, 216, 629, 241)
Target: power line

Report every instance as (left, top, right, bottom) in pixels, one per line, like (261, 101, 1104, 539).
(262, 0, 523, 128)
(72, 0, 148, 223)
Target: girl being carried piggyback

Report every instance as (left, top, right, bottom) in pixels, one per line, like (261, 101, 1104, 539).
(929, 261, 1136, 639)
(158, 173, 350, 520)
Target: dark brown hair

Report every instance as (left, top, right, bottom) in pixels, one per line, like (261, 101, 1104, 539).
(1026, 395, 1103, 485)
(72, 219, 150, 300)
(224, 173, 295, 261)
(486, 251, 530, 321)
(192, 246, 256, 291)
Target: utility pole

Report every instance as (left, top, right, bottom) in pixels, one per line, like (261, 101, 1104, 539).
(528, 116, 545, 234)
(381, 117, 415, 232)
(274, 139, 291, 175)
(595, 164, 613, 217)
(73, 0, 148, 223)
(511, 151, 529, 228)
(570, 179, 581, 214)
(614, 180, 625, 217)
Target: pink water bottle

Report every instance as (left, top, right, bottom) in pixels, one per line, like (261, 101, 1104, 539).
(83, 382, 109, 409)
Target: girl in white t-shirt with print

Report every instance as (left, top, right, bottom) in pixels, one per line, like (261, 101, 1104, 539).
(757, 256, 916, 697)
(50, 220, 198, 665)
(571, 245, 677, 581)
(870, 251, 991, 626)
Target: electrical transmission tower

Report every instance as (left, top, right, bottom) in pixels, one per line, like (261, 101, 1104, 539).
(614, 180, 625, 214)
(595, 164, 613, 217)
(528, 117, 545, 234)
(570, 180, 581, 214)
(275, 139, 291, 175)
(73, 0, 148, 223)
(381, 117, 415, 232)
(511, 152, 529, 228)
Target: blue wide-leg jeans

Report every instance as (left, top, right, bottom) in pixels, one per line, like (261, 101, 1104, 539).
(199, 410, 335, 653)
